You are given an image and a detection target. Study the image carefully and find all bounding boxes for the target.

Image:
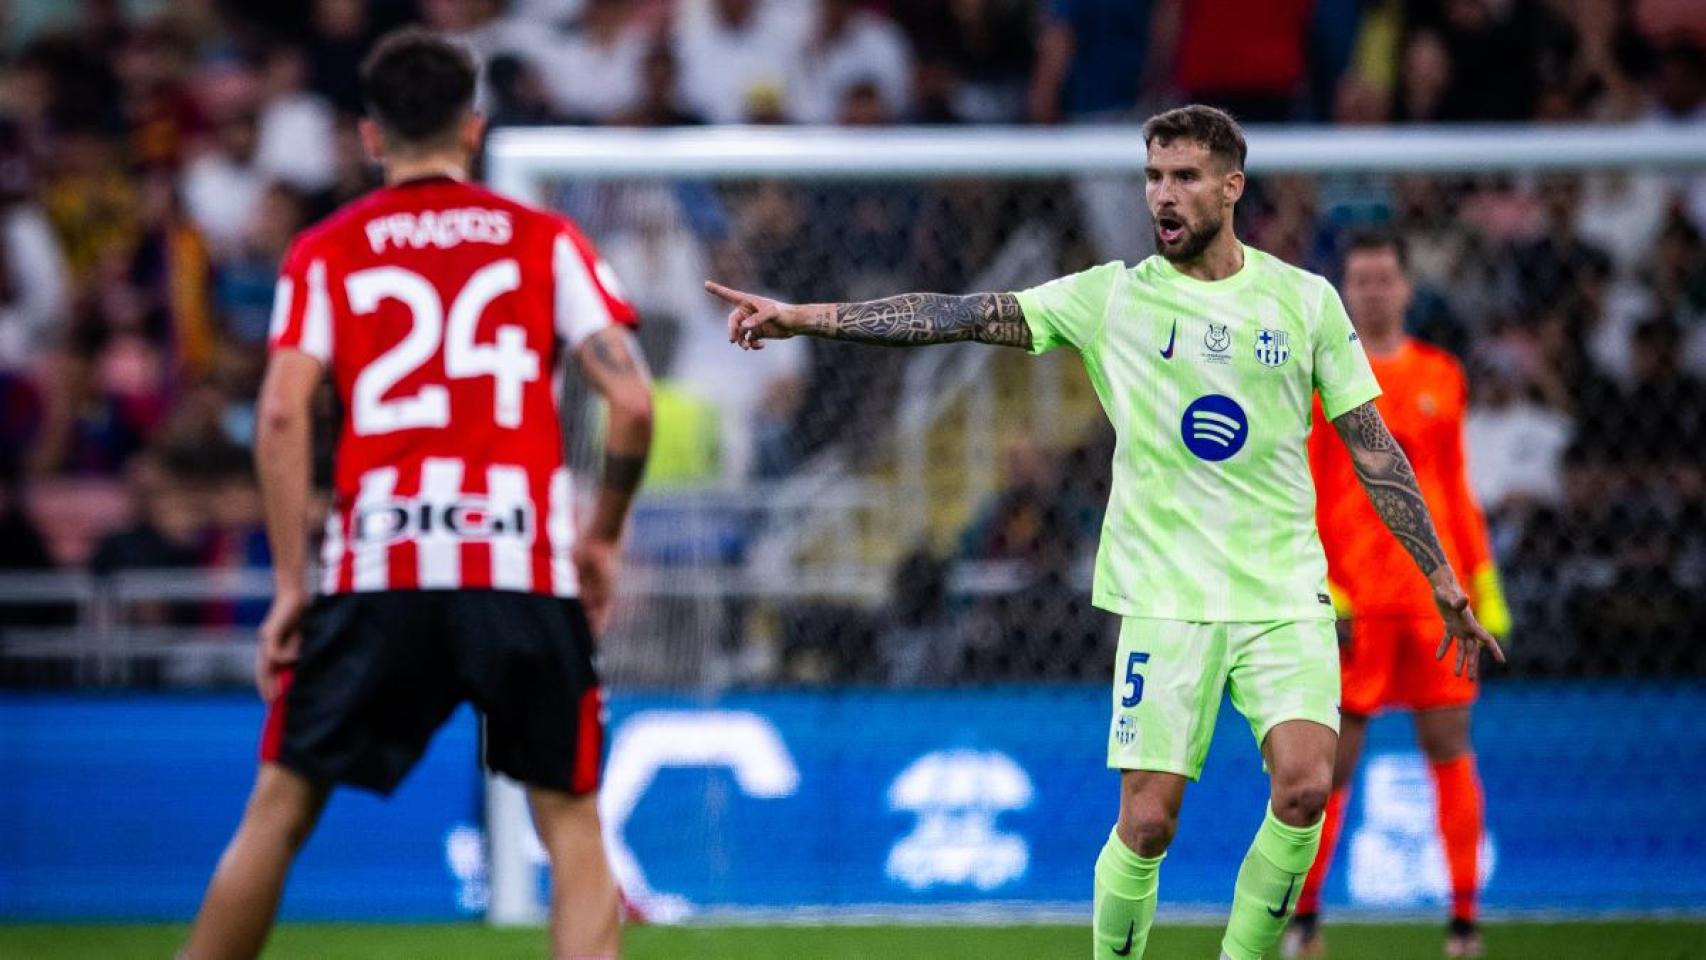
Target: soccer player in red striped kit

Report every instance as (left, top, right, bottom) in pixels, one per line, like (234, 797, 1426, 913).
(181, 29, 653, 960)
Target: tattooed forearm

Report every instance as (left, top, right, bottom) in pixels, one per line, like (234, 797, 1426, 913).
(1331, 401, 1448, 576)
(813, 293, 1032, 349)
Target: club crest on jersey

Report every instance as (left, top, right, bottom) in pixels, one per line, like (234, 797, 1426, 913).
(1254, 328, 1290, 367)
(355, 497, 533, 545)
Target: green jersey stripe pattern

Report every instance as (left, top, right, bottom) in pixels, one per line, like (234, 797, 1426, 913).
(1014, 244, 1381, 623)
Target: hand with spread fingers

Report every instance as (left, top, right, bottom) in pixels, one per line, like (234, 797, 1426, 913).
(1433, 583, 1505, 679)
(706, 280, 817, 350)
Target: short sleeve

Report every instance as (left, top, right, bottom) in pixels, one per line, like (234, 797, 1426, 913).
(1311, 280, 1381, 421)
(1012, 261, 1122, 357)
(554, 223, 638, 350)
(267, 238, 333, 364)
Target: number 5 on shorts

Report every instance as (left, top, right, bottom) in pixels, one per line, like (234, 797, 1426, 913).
(1121, 651, 1151, 707)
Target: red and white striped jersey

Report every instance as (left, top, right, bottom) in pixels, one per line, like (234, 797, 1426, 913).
(268, 176, 636, 598)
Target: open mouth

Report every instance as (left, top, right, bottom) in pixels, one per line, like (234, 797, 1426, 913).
(1156, 214, 1185, 245)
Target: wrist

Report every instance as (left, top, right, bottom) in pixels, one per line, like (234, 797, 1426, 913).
(581, 530, 621, 549)
(1427, 566, 1464, 597)
(798, 303, 834, 335)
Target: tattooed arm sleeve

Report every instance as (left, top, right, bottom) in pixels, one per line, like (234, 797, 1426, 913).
(802, 292, 1033, 349)
(1330, 400, 1450, 577)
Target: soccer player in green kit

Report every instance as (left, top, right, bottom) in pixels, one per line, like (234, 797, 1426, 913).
(706, 105, 1503, 959)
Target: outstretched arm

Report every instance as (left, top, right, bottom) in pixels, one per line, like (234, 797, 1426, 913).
(1330, 400, 1505, 677)
(706, 281, 1032, 351)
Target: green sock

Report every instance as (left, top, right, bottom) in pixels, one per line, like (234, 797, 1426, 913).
(1092, 827, 1164, 959)
(1221, 805, 1321, 960)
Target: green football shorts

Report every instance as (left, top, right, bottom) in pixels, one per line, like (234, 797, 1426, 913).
(1107, 617, 1341, 779)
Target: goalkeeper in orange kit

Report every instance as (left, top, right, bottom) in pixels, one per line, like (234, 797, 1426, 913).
(1288, 231, 1510, 960)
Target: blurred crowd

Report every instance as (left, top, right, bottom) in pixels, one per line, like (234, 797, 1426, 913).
(0, 0, 1700, 674)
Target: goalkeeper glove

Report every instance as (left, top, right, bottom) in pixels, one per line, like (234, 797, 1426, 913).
(1470, 564, 1511, 640)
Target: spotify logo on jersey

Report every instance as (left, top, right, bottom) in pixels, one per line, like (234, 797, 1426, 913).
(1181, 394, 1248, 461)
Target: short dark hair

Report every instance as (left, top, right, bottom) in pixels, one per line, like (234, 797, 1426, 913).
(1342, 227, 1410, 273)
(360, 28, 476, 147)
(1142, 105, 1247, 171)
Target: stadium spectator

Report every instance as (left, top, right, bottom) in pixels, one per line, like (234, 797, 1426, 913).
(88, 448, 206, 626)
(484, 52, 569, 126)
(0, 453, 52, 572)
(1416, 0, 1553, 122)
(788, 0, 913, 125)
(1163, 0, 1314, 122)
(891, 0, 1034, 124)
(31, 329, 165, 477)
(538, 0, 652, 122)
(1028, 0, 1152, 125)
(673, 0, 810, 124)
(0, 450, 71, 637)
(306, 0, 383, 114)
(1644, 41, 1706, 230)
(40, 120, 138, 285)
(216, 183, 307, 347)
(123, 170, 219, 381)
(420, 0, 552, 72)
(179, 104, 267, 259)
(1605, 317, 1706, 474)
(305, 113, 383, 218)
(610, 43, 706, 127)
(112, 21, 207, 173)
(1505, 177, 1614, 323)
(1392, 29, 1452, 122)
(254, 46, 338, 193)
(0, 120, 70, 373)
(1464, 347, 1572, 541)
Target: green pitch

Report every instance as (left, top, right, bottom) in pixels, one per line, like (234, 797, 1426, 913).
(3, 921, 1702, 959)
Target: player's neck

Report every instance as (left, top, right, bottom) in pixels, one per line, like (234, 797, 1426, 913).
(383, 155, 469, 186)
(1169, 233, 1244, 283)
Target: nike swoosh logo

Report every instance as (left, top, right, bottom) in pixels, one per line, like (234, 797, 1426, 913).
(1113, 920, 1136, 956)
(1159, 320, 1177, 359)
(1268, 876, 1297, 918)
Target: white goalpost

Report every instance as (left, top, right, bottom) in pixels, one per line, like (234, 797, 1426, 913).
(479, 122, 1706, 926)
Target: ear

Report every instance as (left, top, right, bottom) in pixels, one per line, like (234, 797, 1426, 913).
(460, 112, 487, 156)
(358, 118, 386, 165)
(1224, 169, 1246, 206)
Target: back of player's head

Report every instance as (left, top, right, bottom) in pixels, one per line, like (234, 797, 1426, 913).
(360, 27, 477, 151)
(1142, 105, 1247, 172)
(1343, 228, 1410, 274)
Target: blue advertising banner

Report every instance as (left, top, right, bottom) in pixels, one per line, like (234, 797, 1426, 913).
(2, 684, 1704, 920)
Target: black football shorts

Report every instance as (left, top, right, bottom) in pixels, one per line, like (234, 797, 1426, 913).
(260, 590, 603, 796)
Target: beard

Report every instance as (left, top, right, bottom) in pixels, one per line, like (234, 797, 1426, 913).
(1154, 211, 1224, 263)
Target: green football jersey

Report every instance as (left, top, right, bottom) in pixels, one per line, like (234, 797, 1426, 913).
(1014, 243, 1381, 622)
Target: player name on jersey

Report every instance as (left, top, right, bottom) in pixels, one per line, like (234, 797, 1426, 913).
(364, 207, 514, 254)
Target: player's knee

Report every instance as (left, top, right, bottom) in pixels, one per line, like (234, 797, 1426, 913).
(1272, 772, 1332, 825)
(1116, 800, 1177, 857)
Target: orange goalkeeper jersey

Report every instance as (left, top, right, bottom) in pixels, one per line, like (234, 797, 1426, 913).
(1309, 339, 1494, 617)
